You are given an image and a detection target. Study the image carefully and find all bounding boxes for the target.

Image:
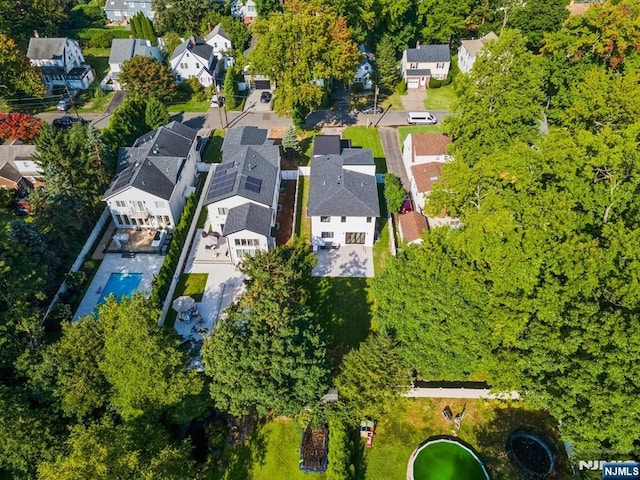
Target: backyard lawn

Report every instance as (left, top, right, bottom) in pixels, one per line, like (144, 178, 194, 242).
(363, 397, 562, 480)
(342, 126, 386, 173)
(294, 175, 310, 239)
(203, 129, 226, 163)
(373, 184, 390, 275)
(397, 125, 446, 146)
(167, 89, 211, 113)
(165, 273, 209, 328)
(424, 84, 457, 110)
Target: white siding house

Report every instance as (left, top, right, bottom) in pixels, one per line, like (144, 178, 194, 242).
(104, 0, 154, 22)
(170, 36, 218, 87)
(203, 127, 280, 264)
(231, 0, 257, 24)
(401, 44, 450, 88)
(27, 37, 95, 91)
(106, 38, 162, 91)
(457, 32, 498, 74)
(308, 136, 380, 248)
(354, 44, 374, 90)
(103, 122, 200, 230)
(205, 23, 234, 70)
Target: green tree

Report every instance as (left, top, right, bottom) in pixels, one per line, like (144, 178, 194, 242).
(383, 173, 406, 213)
(162, 31, 182, 57)
(101, 97, 150, 150)
(418, 0, 477, 44)
(282, 126, 301, 155)
(119, 56, 176, 101)
(130, 11, 141, 37)
(255, 0, 282, 16)
(445, 29, 545, 164)
(250, 0, 361, 115)
(0, 33, 45, 97)
(223, 66, 238, 109)
(152, 0, 212, 35)
(374, 34, 398, 93)
(144, 96, 170, 129)
(507, 0, 568, 51)
(200, 13, 252, 55)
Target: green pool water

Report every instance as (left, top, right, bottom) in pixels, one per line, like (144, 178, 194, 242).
(410, 439, 489, 480)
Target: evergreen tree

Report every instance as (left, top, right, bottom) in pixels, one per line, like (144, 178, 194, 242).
(374, 34, 398, 93)
(383, 173, 406, 214)
(130, 12, 141, 38)
(223, 67, 237, 109)
(144, 96, 170, 129)
(282, 126, 300, 155)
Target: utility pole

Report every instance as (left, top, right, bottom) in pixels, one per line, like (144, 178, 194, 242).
(373, 85, 379, 113)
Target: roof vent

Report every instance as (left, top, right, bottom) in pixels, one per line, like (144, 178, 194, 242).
(361, 182, 365, 186)
(430, 176, 439, 181)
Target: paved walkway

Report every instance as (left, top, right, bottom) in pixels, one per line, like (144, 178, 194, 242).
(312, 246, 374, 278)
(379, 127, 410, 189)
(405, 387, 521, 400)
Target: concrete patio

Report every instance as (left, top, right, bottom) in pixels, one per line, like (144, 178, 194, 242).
(312, 245, 374, 278)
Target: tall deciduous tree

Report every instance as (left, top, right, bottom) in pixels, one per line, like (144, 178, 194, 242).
(223, 66, 238, 109)
(152, 0, 212, 35)
(0, 33, 45, 97)
(249, 0, 361, 115)
(0, 112, 42, 142)
(101, 97, 149, 150)
(119, 56, 176, 101)
(144, 96, 170, 129)
(374, 34, 398, 93)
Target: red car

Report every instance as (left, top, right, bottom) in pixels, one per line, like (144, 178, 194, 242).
(400, 199, 413, 214)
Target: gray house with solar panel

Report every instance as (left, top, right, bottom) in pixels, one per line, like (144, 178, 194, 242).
(102, 122, 199, 230)
(203, 126, 280, 265)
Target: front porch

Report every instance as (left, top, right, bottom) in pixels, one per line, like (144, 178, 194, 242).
(185, 228, 233, 269)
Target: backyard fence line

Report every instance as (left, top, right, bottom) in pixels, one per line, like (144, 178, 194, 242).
(281, 169, 298, 180)
(43, 207, 111, 322)
(388, 211, 397, 256)
(158, 164, 216, 326)
(405, 387, 521, 400)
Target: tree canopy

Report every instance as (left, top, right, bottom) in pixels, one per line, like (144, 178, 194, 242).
(0, 33, 45, 97)
(119, 56, 176, 101)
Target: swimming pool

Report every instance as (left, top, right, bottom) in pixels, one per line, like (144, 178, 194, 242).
(408, 438, 490, 480)
(97, 273, 142, 305)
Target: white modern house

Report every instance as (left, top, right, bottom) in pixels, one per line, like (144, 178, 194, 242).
(102, 122, 200, 230)
(105, 38, 162, 91)
(402, 133, 459, 229)
(203, 126, 280, 265)
(231, 0, 257, 24)
(104, 0, 154, 22)
(457, 32, 498, 74)
(170, 36, 218, 87)
(354, 44, 374, 90)
(205, 23, 234, 69)
(308, 136, 380, 248)
(27, 37, 95, 91)
(401, 43, 450, 89)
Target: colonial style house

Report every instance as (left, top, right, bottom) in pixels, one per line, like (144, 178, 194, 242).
(402, 133, 459, 229)
(354, 44, 374, 90)
(203, 126, 280, 265)
(205, 23, 234, 70)
(308, 136, 380, 248)
(27, 37, 94, 91)
(0, 144, 43, 195)
(104, 0, 154, 22)
(102, 122, 200, 230)
(231, 0, 257, 24)
(170, 36, 218, 87)
(401, 43, 450, 89)
(106, 38, 162, 91)
(457, 32, 497, 74)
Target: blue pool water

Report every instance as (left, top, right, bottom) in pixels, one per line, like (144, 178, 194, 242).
(97, 273, 142, 305)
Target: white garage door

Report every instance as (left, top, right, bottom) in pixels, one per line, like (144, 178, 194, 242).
(407, 78, 420, 89)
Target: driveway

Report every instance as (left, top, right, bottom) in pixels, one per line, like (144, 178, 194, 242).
(312, 246, 374, 278)
(379, 127, 410, 190)
(401, 89, 427, 111)
(242, 89, 272, 112)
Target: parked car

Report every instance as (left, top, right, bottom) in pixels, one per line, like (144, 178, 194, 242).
(400, 198, 413, 214)
(53, 115, 84, 129)
(56, 97, 71, 111)
(210, 95, 222, 108)
(407, 111, 437, 125)
(361, 106, 384, 114)
(260, 91, 272, 103)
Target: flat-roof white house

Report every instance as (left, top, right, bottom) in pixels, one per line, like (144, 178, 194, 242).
(105, 38, 162, 91)
(27, 37, 95, 91)
(354, 44, 374, 90)
(308, 136, 380, 248)
(102, 122, 200, 230)
(457, 32, 498, 74)
(170, 36, 218, 87)
(203, 126, 280, 265)
(401, 43, 450, 89)
(205, 23, 234, 70)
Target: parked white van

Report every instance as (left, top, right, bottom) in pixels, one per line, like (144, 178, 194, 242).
(407, 112, 437, 125)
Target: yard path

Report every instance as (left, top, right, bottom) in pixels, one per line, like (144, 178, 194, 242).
(379, 127, 410, 189)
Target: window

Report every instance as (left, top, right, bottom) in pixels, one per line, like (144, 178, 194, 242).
(214, 42, 217, 48)
(115, 214, 123, 225)
(341, 216, 346, 223)
(115, 200, 126, 208)
(366, 217, 372, 223)
(234, 239, 260, 247)
(236, 249, 256, 259)
(364, 65, 369, 71)
(355, 77, 361, 82)
(410, 62, 418, 69)
(321, 232, 334, 239)
(217, 207, 228, 215)
(122, 215, 130, 225)
(132, 200, 145, 211)
(320, 216, 330, 222)
(436, 62, 445, 69)
(195, 63, 200, 69)
(154, 201, 166, 209)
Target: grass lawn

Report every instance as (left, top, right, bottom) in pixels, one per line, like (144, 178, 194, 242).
(424, 84, 457, 110)
(380, 93, 405, 111)
(309, 277, 373, 368)
(164, 273, 209, 328)
(373, 184, 390, 275)
(167, 90, 211, 113)
(364, 397, 562, 480)
(84, 50, 110, 83)
(212, 418, 325, 480)
(341, 126, 386, 173)
(203, 129, 225, 163)
(294, 176, 310, 240)
(295, 130, 317, 167)
(397, 125, 446, 146)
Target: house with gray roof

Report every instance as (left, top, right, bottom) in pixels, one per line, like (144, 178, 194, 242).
(170, 36, 218, 87)
(401, 43, 450, 89)
(0, 144, 42, 194)
(105, 38, 162, 91)
(104, 0, 154, 22)
(203, 126, 280, 264)
(27, 37, 94, 91)
(308, 136, 380, 248)
(458, 32, 497, 74)
(205, 23, 234, 70)
(102, 121, 200, 230)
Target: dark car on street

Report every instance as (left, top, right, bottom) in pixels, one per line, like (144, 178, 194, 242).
(260, 91, 272, 103)
(53, 115, 84, 129)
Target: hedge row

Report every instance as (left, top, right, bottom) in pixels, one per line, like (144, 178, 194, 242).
(428, 75, 453, 89)
(150, 194, 198, 307)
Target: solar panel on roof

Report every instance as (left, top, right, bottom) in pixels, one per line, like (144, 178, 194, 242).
(245, 176, 262, 193)
(110, 167, 135, 191)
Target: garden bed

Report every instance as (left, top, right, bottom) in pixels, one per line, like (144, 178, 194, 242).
(299, 427, 328, 473)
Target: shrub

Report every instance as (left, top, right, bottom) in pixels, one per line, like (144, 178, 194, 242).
(82, 259, 97, 273)
(70, 4, 106, 29)
(395, 80, 407, 95)
(89, 30, 115, 48)
(428, 77, 442, 89)
(442, 74, 453, 86)
(326, 415, 352, 480)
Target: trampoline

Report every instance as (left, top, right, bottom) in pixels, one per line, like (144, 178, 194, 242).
(506, 428, 558, 479)
(407, 438, 490, 480)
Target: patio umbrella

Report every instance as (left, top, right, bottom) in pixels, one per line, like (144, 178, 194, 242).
(173, 295, 195, 313)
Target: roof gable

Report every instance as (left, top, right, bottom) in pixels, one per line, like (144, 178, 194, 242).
(27, 38, 69, 60)
(171, 37, 213, 63)
(406, 44, 450, 64)
(223, 203, 272, 236)
(411, 162, 443, 193)
(206, 23, 231, 42)
(410, 133, 451, 156)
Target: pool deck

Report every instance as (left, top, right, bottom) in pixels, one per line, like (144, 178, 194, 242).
(74, 253, 165, 320)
